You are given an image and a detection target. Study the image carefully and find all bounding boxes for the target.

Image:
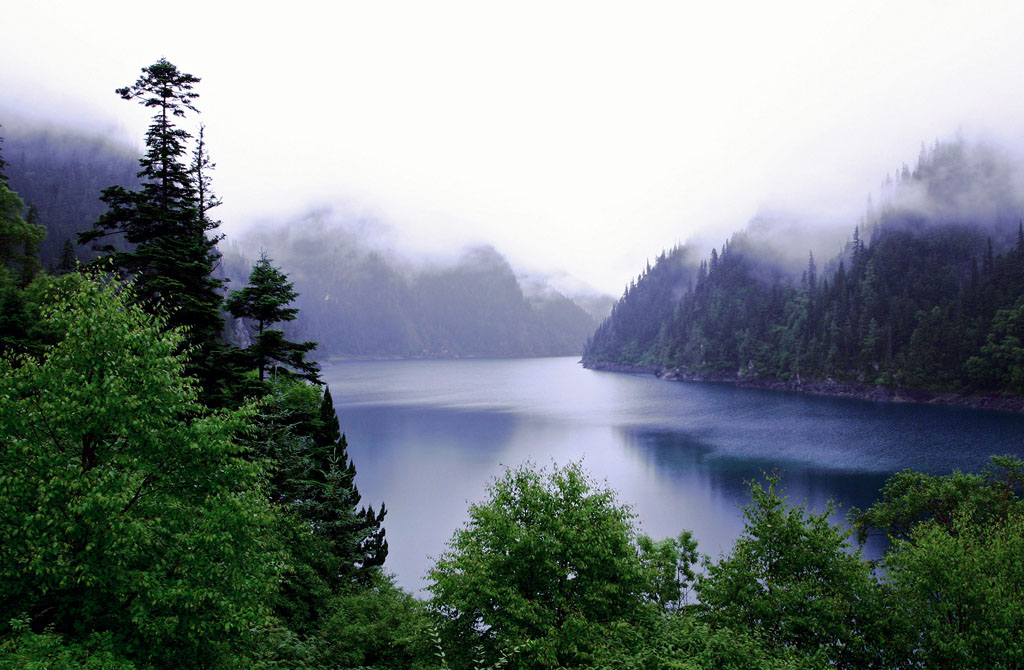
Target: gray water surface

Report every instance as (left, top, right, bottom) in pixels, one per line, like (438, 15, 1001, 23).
(321, 356, 1024, 594)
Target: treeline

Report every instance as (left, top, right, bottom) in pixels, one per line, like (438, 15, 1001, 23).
(584, 140, 1024, 397)
(222, 237, 598, 359)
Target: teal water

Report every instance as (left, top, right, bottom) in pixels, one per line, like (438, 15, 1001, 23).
(321, 356, 1024, 594)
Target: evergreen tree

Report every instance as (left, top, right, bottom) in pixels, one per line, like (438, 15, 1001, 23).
(0, 123, 8, 183)
(807, 251, 817, 295)
(313, 386, 388, 580)
(78, 59, 227, 395)
(226, 252, 319, 382)
(55, 237, 76, 275)
(191, 124, 221, 230)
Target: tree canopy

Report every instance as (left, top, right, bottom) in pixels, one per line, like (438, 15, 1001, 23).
(0, 273, 279, 668)
(428, 461, 695, 669)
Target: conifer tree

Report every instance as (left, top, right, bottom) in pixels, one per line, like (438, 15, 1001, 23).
(0, 123, 8, 183)
(55, 237, 76, 275)
(78, 59, 226, 395)
(313, 386, 388, 579)
(226, 252, 318, 382)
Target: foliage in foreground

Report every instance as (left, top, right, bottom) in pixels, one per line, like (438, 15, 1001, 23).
(427, 457, 1024, 670)
(697, 479, 900, 669)
(0, 273, 279, 668)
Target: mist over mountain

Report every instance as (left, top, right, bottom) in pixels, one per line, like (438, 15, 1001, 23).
(1, 120, 139, 266)
(0, 118, 603, 359)
(222, 214, 601, 359)
(585, 138, 1024, 402)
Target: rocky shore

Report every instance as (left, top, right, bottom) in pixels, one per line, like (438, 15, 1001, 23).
(583, 360, 1024, 414)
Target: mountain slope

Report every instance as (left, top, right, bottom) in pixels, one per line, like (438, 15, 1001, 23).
(584, 139, 1024, 399)
(224, 221, 599, 359)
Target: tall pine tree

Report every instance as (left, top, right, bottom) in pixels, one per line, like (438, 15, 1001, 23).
(78, 59, 227, 396)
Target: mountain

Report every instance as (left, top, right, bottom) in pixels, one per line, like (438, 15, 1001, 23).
(1, 120, 139, 267)
(222, 217, 599, 359)
(584, 139, 1024, 400)
(0, 119, 600, 359)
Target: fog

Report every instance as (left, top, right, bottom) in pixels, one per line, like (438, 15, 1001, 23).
(4, 1, 1024, 294)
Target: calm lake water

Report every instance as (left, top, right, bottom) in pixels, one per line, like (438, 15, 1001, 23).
(321, 356, 1024, 594)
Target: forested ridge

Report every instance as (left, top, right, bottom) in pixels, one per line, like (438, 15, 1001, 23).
(0, 123, 139, 270)
(0, 119, 598, 360)
(221, 237, 598, 359)
(3, 62, 1024, 668)
(584, 140, 1024, 404)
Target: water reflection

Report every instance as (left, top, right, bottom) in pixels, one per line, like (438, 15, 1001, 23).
(620, 428, 891, 560)
(324, 357, 1024, 593)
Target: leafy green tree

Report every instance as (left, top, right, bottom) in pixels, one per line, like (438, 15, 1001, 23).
(1, 620, 138, 669)
(0, 273, 280, 669)
(226, 251, 318, 382)
(851, 455, 1023, 543)
(884, 510, 1019, 667)
(696, 478, 898, 669)
(319, 573, 434, 669)
(428, 461, 692, 669)
(590, 614, 824, 670)
(78, 58, 227, 396)
(852, 457, 1024, 667)
(885, 508, 1024, 668)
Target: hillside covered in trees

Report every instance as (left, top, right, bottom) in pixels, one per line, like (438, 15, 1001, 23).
(222, 225, 600, 359)
(1, 122, 139, 269)
(584, 140, 1024, 404)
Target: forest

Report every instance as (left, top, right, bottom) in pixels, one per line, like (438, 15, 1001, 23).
(2, 59, 1023, 668)
(584, 140, 1024, 405)
(221, 236, 600, 360)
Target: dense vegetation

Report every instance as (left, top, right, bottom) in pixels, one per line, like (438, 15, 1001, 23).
(3, 63, 1023, 667)
(584, 141, 1024, 399)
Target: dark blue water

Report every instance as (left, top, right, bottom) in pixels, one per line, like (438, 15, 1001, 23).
(321, 357, 1024, 594)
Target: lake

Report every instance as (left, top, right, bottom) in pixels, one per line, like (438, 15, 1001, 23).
(321, 356, 1024, 595)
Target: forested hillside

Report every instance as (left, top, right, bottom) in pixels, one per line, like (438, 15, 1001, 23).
(223, 230, 598, 358)
(584, 140, 1024, 401)
(1, 122, 139, 267)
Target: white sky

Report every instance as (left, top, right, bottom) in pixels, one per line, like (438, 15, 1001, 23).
(3, 1, 1024, 294)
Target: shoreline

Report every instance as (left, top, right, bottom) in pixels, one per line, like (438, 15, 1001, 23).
(582, 360, 1024, 414)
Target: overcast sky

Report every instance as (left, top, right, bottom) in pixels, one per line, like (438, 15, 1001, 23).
(3, 1, 1024, 294)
